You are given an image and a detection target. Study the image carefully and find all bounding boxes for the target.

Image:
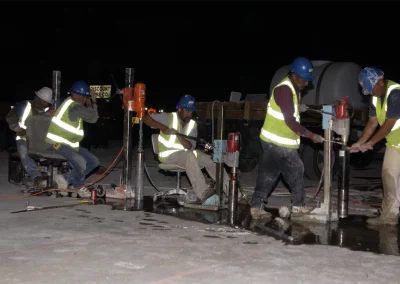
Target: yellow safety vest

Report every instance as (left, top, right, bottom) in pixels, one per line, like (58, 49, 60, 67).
(16, 101, 32, 141)
(372, 80, 400, 149)
(260, 77, 300, 149)
(158, 112, 197, 162)
(45, 97, 84, 151)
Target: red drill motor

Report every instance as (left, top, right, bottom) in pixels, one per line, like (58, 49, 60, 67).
(227, 132, 240, 153)
(225, 132, 240, 168)
(335, 97, 349, 119)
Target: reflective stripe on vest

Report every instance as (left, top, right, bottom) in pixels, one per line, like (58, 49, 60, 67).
(372, 81, 400, 149)
(16, 101, 32, 141)
(45, 97, 83, 150)
(260, 78, 300, 148)
(158, 112, 197, 161)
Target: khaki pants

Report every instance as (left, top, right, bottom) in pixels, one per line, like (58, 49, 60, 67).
(164, 150, 230, 199)
(381, 146, 400, 217)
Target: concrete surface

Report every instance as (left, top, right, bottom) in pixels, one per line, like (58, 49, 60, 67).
(0, 146, 399, 284)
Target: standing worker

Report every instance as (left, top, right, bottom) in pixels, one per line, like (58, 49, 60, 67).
(250, 57, 324, 219)
(143, 94, 231, 205)
(350, 67, 400, 225)
(6, 86, 54, 188)
(45, 81, 100, 198)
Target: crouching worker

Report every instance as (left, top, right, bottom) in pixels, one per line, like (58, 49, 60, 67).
(45, 81, 100, 197)
(143, 94, 231, 205)
(6, 86, 54, 189)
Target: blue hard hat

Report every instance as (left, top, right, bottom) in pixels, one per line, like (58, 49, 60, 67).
(176, 94, 196, 112)
(359, 67, 384, 95)
(68, 81, 90, 97)
(290, 57, 314, 82)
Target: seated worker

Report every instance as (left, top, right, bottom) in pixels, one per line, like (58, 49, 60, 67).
(6, 86, 54, 188)
(45, 81, 100, 198)
(143, 94, 231, 205)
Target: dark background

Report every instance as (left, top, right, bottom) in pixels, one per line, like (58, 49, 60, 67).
(2, 3, 398, 148)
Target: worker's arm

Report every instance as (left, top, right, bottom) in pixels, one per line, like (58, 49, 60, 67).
(361, 90, 400, 149)
(68, 103, 99, 123)
(176, 124, 197, 150)
(142, 113, 169, 133)
(5, 102, 26, 133)
(274, 86, 322, 143)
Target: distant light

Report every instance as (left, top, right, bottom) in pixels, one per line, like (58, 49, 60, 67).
(145, 107, 148, 110)
(159, 109, 164, 113)
(11, 106, 14, 109)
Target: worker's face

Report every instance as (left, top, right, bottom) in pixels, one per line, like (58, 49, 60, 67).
(371, 79, 385, 97)
(178, 107, 193, 123)
(72, 94, 87, 104)
(39, 99, 51, 108)
(293, 74, 310, 91)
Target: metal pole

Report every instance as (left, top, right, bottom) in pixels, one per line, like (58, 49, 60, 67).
(323, 119, 333, 220)
(123, 68, 134, 200)
(227, 167, 238, 226)
(52, 70, 61, 109)
(135, 114, 144, 209)
(337, 148, 349, 218)
(215, 104, 225, 209)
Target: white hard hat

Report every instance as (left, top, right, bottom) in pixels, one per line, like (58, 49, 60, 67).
(35, 87, 54, 104)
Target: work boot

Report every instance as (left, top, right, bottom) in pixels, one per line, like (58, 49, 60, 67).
(78, 186, 91, 198)
(33, 176, 48, 188)
(177, 190, 201, 205)
(250, 207, 272, 220)
(291, 205, 314, 217)
(199, 186, 216, 204)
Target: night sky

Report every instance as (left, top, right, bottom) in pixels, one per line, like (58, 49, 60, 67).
(5, 3, 398, 111)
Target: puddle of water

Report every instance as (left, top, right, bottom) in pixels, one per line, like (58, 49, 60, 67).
(101, 196, 400, 256)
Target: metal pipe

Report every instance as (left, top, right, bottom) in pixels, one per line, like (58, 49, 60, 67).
(337, 148, 349, 218)
(323, 120, 333, 219)
(123, 68, 134, 200)
(52, 70, 61, 109)
(215, 104, 225, 209)
(227, 167, 238, 226)
(135, 117, 144, 209)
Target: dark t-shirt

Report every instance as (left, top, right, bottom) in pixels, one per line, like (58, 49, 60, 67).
(369, 90, 400, 119)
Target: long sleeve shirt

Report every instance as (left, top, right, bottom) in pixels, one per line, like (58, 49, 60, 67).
(273, 80, 313, 139)
(68, 102, 99, 123)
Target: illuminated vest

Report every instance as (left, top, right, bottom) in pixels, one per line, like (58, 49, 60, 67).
(260, 77, 300, 149)
(158, 112, 197, 162)
(45, 97, 84, 151)
(372, 80, 400, 149)
(16, 101, 32, 141)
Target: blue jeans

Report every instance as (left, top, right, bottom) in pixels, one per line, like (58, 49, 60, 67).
(47, 144, 100, 187)
(251, 140, 305, 208)
(16, 139, 40, 180)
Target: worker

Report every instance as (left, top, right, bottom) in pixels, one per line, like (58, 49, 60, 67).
(6, 86, 54, 188)
(143, 94, 231, 205)
(350, 67, 400, 225)
(45, 81, 100, 198)
(250, 57, 324, 219)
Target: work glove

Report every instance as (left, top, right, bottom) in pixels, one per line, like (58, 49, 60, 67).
(90, 89, 97, 101)
(310, 133, 324, 144)
(299, 104, 309, 113)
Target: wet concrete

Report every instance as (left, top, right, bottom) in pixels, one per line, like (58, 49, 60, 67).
(102, 196, 400, 256)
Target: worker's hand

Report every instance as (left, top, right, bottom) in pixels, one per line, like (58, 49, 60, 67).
(348, 142, 361, 153)
(162, 128, 178, 135)
(359, 142, 374, 153)
(310, 133, 324, 144)
(299, 104, 309, 113)
(90, 89, 97, 101)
